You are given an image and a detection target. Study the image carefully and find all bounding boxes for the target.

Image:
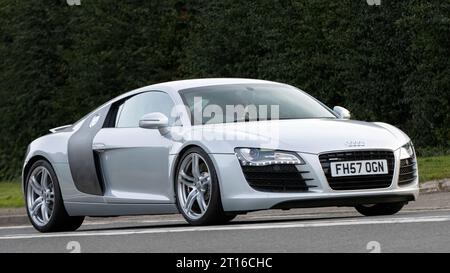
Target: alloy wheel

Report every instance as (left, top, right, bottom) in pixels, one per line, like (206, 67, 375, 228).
(177, 153, 212, 220)
(26, 166, 55, 226)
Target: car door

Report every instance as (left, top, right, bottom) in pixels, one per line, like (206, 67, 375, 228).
(92, 91, 176, 204)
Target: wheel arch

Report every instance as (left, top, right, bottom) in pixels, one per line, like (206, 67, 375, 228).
(171, 144, 201, 188)
(22, 155, 52, 192)
(171, 143, 224, 199)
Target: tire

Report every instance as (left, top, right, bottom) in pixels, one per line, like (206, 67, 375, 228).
(175, 147, 234, 225)
(355, 202, 405, 216)
(220, 213, 238, 224)
(25, 160, 84, 232)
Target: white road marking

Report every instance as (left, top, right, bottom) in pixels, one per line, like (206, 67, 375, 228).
(0, 225, 30, 230)
(0, 215, 449, 240)
(1, 207, 449, 231)
(0, 219, 184, 230)
(141, 219, 183, 224)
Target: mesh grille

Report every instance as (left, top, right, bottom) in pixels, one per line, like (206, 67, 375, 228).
(398, 158, 417, 186)
(319, 150, 394, 190)
(241, 164, 314, 192)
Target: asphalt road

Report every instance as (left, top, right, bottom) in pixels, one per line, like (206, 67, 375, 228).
(0, 193, 449, 253)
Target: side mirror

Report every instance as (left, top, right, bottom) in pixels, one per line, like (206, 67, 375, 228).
(333, 106, 351, 119)
(139, 112, 169, 133)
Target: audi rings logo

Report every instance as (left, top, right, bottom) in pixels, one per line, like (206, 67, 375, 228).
(345, 140, 366, 147)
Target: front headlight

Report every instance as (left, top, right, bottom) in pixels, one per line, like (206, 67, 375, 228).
(399, 141, 415, 160)
(234, 148, 305, 166)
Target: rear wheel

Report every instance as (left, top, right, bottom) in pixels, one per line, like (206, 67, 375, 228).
(175, 147, 234, 225)
(355, 202, 405, 216)
(25, 160, 84, 232)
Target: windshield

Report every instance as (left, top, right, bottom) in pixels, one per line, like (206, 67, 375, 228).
(179, 84, 336, 125)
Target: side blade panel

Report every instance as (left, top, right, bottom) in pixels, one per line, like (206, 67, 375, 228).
(67, 105, 111, 195)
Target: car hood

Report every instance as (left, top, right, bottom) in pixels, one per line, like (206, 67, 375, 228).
(185, 119, 409, 154)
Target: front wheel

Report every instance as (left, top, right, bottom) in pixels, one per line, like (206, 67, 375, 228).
(25, 160, 84, 232)
(175, 147, 234, 225)
(355, 202, 405, 216)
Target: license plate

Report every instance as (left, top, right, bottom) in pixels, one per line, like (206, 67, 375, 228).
(330, 160, 388, 177)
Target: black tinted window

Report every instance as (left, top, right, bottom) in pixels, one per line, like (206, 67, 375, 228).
(116, 92, 175, 128)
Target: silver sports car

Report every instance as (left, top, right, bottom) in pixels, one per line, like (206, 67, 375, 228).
(23, 78, 419, 232)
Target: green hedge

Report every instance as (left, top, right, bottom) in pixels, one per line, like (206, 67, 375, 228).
(0, 0, 449, 180)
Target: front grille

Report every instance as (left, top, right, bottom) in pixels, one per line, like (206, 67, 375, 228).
(319, 150, 395, 190)
(241, 164, 314, 192)
(398, 158, 417, 186)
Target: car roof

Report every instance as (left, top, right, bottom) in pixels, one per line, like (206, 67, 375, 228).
(120, 78, 285, 99)
(77, 78, 287, 125)
(147, 78, 283, 92)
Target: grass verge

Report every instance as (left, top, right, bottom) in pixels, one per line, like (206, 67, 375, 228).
(0, 182, 24, 208)
(417, 155, 450, 182)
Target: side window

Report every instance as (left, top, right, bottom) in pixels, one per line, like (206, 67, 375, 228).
(115, 91, 175, 128)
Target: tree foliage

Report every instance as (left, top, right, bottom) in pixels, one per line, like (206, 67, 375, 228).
(0, 0, 449, 179)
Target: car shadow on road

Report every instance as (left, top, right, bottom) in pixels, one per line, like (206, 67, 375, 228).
(78, 214, 363, 232)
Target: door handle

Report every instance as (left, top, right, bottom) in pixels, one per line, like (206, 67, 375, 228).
(92, 143, 106, 151)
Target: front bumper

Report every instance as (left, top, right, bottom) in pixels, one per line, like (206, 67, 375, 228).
(211, 150, 419, 212)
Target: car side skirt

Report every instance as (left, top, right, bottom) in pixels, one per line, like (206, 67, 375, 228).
(65, 202, 178, 216)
